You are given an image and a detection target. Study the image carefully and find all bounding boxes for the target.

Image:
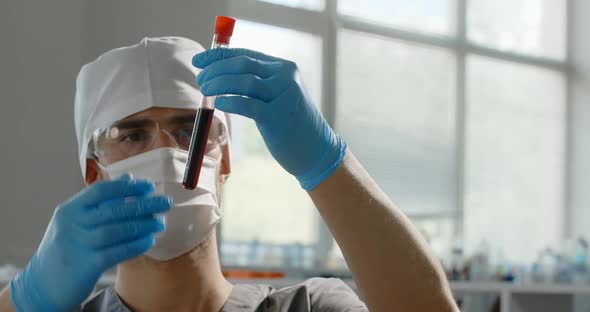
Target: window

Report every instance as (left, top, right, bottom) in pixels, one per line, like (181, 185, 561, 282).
(259, 0, 325, 11)
(337, 30, 457, 216)
(224, 0, 569, 271)
(221, 20, 323, 269)
(467, 0, 566, 59)
(339, 0, 454, 35)
(464, 56, 566, 262)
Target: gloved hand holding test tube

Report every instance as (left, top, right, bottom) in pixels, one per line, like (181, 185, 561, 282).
(182, 16, 236, 190)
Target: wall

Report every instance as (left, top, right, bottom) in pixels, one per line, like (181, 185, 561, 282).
(0, 0, 83, 265)
(0, 0, 228, 266)
(81, 0, 228, 63)
(570, 0, 590, 239)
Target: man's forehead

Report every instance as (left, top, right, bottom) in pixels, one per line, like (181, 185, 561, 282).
(114, 106, 226, 131)
(122, 107, 196, 121)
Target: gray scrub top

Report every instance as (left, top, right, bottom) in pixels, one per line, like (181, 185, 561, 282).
(80, 278, 368, 312)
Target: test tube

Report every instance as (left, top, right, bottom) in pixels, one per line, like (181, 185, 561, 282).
(182, 16, 236, 190)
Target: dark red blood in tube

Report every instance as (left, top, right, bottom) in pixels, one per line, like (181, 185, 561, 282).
(182, 108, 215, 189)
(183, 16, 235, 190)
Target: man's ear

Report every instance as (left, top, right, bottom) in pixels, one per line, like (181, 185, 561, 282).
(220, 144, 231, 184)
(85, 159, 101, 185)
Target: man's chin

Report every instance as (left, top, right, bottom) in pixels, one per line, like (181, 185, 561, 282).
(118, 231, 215, 268)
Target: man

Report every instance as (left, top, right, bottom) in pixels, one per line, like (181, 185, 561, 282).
(0, 37, 458, 312)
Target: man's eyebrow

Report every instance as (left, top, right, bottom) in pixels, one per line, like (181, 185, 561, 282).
(112, 114, 197, 129)
(112, 119, 154, 129)
(168, 114, 196, 124)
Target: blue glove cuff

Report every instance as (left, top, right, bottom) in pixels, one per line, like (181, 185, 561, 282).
(10, 258, 58, 312)
(297, 132, 347, 191)
(9, 277, 25, 312)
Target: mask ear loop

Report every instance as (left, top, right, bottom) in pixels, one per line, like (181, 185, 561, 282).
(216, 119, 231, 177)
(149, 120, 182, 151)
(93, 158, 114, 180)
(87, 130, 112, 180)
(159, 128, 181, 150)
(214, 118, 229, 146)
(88, 136, 123, 181)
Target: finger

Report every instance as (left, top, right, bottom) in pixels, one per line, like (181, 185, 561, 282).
(70, 178, 155, 208)
(83, 217, 165, 249)
(118, 173, 133, 181)
(197, 56, 281, 86)
(83, 196, 173, 226)
(193, 48, 284, 69)
(214, 96, 266, 120)
(200, 74, 289, 102)
(94, 235, 155, 269)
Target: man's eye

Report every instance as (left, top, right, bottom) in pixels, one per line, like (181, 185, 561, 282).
(120, 130, 148, 142)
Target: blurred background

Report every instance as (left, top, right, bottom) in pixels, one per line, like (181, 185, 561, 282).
(1, 0, 589, 311)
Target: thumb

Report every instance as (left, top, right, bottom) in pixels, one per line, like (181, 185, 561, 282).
(215, 96, 265, 120)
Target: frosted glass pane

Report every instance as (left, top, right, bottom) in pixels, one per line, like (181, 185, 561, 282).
(328, 217, 455, 270)
(258, 0, 324, 11)
(468, 0, 566, 60)
(339, 0, 454, 35)
(337, 30, 457, 215)
(222, 22, 322, 249)
(231, 20, 323, 108)
(464, 56, 566, 263)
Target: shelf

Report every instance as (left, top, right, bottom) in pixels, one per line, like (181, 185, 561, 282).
(451, 281, 590, 295)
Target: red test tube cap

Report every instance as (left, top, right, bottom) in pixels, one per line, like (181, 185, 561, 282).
(215, 16, 236, 37)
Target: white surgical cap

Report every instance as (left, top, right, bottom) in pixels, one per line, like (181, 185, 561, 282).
(74, 36, 230, 179)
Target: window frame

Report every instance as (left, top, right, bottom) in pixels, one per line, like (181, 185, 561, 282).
(224, 0, 573, 271)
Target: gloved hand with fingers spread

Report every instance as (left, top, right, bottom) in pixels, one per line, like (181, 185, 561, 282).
(10, 174, 172, 312)
(193, 48, 347, 191)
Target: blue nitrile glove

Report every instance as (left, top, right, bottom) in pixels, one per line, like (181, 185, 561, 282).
(10, 174, 172, 312)
(193, 48, 347, 191)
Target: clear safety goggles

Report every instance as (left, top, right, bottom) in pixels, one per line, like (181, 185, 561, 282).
(91, 112, 227, 162)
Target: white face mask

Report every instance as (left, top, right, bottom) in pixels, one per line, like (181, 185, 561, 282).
(99, 147, 221, 261)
